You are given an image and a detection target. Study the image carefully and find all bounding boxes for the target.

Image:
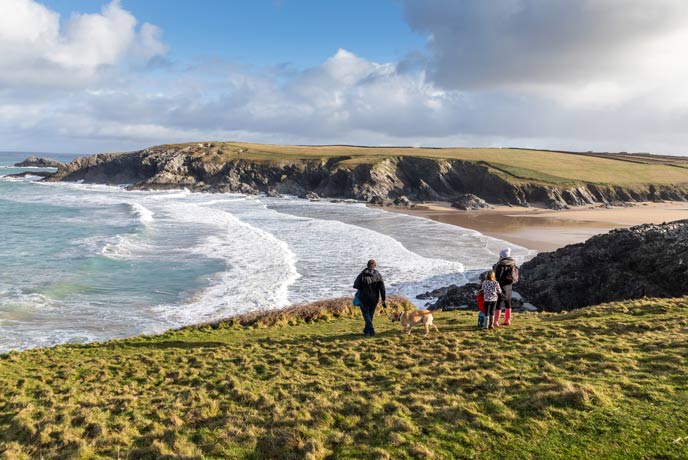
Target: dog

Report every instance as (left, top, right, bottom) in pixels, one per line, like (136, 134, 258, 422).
(389, 309, 439, 336)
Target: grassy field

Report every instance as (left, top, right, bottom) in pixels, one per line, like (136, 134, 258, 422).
(165, 141, 688, 187)
(1, 296, 687, 459)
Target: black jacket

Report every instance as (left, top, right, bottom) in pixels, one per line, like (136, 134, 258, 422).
(353, 268, 386, 306)
(494, 257, 516, 286)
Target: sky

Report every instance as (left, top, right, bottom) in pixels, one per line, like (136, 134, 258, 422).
(2, 0, 688, 155)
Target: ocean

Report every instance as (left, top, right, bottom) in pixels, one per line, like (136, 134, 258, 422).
(0, 151, 534, 353)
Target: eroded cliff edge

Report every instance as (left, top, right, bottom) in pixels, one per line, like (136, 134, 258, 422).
(46, 144, 688, 208)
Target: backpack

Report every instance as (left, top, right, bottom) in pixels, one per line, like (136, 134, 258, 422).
(507, 265, 519, 284)
(498, 264, 519, 284)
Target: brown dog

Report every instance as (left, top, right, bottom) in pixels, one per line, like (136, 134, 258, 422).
(389, 309, 439, 336)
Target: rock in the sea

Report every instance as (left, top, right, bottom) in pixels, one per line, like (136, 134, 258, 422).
(518, 220, 688, 311)
(4, 171, 53, 180)
(305, 191, 320, 201)
(14, 156, 62, 168)
(451, 193, 492, 210)
(266, 189, 282, 198)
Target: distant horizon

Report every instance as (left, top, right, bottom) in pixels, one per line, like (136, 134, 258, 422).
(2, 141, 686, 159)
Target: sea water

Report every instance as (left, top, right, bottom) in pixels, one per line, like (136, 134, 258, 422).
(0, 152, 535, 352)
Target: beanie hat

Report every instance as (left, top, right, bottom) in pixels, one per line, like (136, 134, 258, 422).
(500, 248, 511, 258)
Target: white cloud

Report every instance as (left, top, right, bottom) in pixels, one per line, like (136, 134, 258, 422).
(2, 0, 688, 156)
(399, 0, 688, 108)
(0, 0, 167, 87)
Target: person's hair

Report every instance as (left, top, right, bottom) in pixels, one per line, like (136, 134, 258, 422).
(486, 270, 496, 281)
(367, 259, 377, 269)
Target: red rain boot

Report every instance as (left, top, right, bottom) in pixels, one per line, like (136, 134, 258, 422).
(493, 309, 502, 327)
(503, 308, 512, 326)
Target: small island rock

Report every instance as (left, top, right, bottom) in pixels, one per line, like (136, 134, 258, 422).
(14, 156, 63, 168)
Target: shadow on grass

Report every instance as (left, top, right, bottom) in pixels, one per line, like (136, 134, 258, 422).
(259, 323, 476, 348)
(120, 340, 228, 350)
(558, 322, 660, 337)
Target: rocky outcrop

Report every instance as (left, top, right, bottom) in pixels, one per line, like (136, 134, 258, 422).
(393, 195, 414, 207)
(14, 156, 62, 168)
(451, 193, 492, 210)
(418, 283, 526, 311)
(46, 145, 688, 208)
(517, 220, 688, 311)
(4, 171, 53, 179)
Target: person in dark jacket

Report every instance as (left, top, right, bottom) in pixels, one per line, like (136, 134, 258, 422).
(353, 259, 386, 337)
(493, 247, 518, 326)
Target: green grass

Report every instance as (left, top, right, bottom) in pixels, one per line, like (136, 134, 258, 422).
(1, 296, 687, 459)
(163, 141, 688, 187)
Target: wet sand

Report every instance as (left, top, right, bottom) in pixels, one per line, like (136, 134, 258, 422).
(388, 202, 688, 252)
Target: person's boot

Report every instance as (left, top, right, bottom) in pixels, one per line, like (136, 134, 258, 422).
(493, 309, 502, 327)
(503, 308, 512, 326)
(488, 314, 494, 329)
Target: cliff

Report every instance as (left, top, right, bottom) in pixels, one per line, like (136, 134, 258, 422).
(46, 142, 688, 207)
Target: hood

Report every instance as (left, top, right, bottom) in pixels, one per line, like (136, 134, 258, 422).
(360, 268, 383, 284)
(497, 257, 516, 266)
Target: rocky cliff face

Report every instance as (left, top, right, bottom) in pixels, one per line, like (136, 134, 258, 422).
(517, 220, 688, 311)
(47, 145, 688, 207)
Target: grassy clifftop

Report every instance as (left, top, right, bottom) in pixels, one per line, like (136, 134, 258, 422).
(1, 297, 687, 459)
(167, 141, 688, 187)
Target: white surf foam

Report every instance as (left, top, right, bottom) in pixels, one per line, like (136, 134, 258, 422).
(211, 198, 469, 307)
(0, 174, 44, 182)
(152, 202, 301, 323)
(98, 234, 154, 261)
(130, 202, 154, 226)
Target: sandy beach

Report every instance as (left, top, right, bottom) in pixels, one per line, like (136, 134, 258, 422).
(389, 202, 688, 252)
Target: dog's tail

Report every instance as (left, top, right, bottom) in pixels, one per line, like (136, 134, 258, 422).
(425, 307, 443, 314)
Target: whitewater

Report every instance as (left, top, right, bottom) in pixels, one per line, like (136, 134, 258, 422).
(0, 152, 534, 353)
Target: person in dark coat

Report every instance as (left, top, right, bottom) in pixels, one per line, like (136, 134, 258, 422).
(493, 247, 518, 326)
(353, 259, 386, 337)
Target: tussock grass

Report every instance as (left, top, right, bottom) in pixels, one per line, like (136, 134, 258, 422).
(1, 296, 687, 459)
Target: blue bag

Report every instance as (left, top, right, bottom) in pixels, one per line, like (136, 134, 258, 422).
(478, 311, 486, 328)
(353, 291, 361, 306)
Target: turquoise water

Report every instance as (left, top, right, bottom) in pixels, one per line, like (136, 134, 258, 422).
(0, 152, 534, 352)
(1, 153, 225, 350)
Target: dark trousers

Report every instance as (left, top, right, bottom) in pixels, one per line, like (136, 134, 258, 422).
(484, 301, 497, 319)
(360, 303, 377, 335)
(498, 284, 512, 311)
